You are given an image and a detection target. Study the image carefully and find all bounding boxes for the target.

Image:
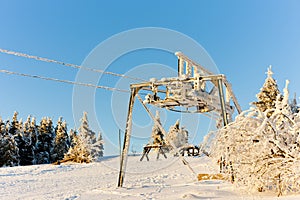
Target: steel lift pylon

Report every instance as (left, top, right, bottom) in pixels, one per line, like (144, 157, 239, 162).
(117, 52, 242, 187)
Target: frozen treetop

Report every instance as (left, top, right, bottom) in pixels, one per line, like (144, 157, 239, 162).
(12, 111, 18, 122)
(81, 112, 88, 125)
(266, 65, 273, 78)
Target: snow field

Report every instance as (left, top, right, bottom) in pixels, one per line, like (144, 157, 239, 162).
(1, 155, 300, 199)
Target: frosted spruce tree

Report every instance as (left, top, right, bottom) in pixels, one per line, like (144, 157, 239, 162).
(166, 120, 188, 149)
(10, 112, 23, 163)
(69, 129, 77, 147)
(29, 117, 38, 147)
(210, 68, 300, 196)
(290, 93, 299, 114)
(91, 132, 104, 160)
(151, 111, 165, 145)
(253, 66, 281, 117)
(8, 112, 20, 136)
(64, 112, 103, 163)
(64, 131, 91, 163)
(19, 115, 35, 165)
(36, 117, 55, 164)
(0, 118, 19, 167)
(52, 117, 70, 162)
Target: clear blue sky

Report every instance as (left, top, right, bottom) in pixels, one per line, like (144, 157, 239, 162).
(0, 0, 300, 155)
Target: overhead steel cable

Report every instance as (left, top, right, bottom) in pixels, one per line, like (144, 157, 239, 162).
(0, 69, 130, 93)
(0, 48, 146, 82)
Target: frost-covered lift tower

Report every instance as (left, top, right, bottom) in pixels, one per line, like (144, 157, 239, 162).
(118, 52, 242, 187)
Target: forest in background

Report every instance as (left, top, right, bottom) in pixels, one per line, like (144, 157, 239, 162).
(0, 111, 103, 167)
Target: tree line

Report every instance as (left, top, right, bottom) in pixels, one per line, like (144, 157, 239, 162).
(0, 111, 103, 167)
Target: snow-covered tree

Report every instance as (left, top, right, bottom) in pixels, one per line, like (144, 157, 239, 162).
(253, 66, 281, 117)
(69, 129, 77, 147)
(52, 117, 70, 162)
(64, 130, 91, 163)
(10, 112, 23, 155)
(18, 115, 35, 166)
(29, 117, 38, 147)
(9, 112, 24, 165)
(151, 111, 165, 145)
(166, 120, 188, 149)
(210, 69, 300, 196)
(36, 117, 55, 164)
(0, 118, 19, 167)
(9, 112, 20, 135)
(63, 112, 103, 163)
(290, 93, 299, 113)
(91, 132, 104, 160)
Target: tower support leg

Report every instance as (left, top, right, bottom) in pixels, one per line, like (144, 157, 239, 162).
(117, 87, 139, 187)
(217, 79, 228, 126)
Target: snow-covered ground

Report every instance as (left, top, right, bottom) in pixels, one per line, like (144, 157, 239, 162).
(0, 154, 299, 200)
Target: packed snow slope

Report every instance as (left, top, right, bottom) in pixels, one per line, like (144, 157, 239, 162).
(0, 154, 299, 200)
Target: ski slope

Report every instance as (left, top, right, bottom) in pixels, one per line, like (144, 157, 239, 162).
(0, 155, 299, 200)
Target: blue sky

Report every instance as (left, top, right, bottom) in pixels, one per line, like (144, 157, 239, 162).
(0, 1, 300, 155)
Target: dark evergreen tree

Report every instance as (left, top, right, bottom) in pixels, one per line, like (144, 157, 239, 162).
(52, 117, 70, 162)
(69, 129, 77, 148)
(29, 117, 38, 147)
(290, 93, 299, 113)
(19, 115, 36, 166)
(8, 112, 19, 136)
(0, 118, 6, 166)
(36, 117, 55, 164)
(0, 118, 19, 167)
(9, 112, 23, 165)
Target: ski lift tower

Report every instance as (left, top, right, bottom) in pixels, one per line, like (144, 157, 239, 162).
(117, 52, 242, 187)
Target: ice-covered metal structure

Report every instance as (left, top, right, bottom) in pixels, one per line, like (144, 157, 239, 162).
(118, 52, 242, 187)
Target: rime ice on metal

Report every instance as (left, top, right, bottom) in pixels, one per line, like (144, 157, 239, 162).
(118, 52, 241, 187)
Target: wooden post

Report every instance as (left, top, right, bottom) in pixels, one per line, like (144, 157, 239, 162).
(178, 58, 184, 77)
(217, 78, 228, 126)
(119, 129, 122, 159)
(117, 87, 139, 187)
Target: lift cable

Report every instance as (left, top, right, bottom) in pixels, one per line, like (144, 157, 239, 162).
(0, 48, 146, 82)
(0, 69, 129, 93)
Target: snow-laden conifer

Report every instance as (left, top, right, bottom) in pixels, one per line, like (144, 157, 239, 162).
(210, 68, 300, 196)
(253, 66, 281, 116)
(52, 117, 70, 162)
(91, 132, 104, 161)
(19, 115, 35, 165)
(0, 116, 19, 167)
(166, 120, 188, 149)
(151, 111, 165, 145)
(63, 112, 103, 163)
(36, 117, 55, 164)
